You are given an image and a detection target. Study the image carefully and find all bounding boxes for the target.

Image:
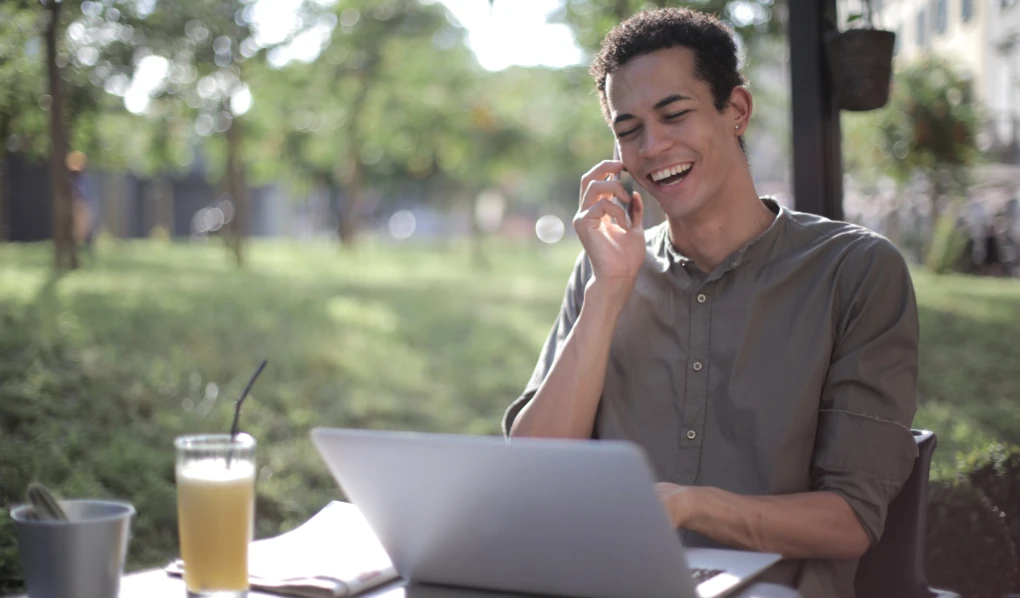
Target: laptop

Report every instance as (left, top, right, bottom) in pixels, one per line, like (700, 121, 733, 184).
(311, 428, 782, 598)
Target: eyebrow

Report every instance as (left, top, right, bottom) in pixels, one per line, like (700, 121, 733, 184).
(612, 93, 693, 125)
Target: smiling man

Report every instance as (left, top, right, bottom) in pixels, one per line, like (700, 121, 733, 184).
(502, 8, 920, 598)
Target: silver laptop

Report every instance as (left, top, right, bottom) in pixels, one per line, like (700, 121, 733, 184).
(311, 428, 781, 598)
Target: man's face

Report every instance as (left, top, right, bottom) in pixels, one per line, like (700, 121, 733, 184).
(606, 46, 745, 221)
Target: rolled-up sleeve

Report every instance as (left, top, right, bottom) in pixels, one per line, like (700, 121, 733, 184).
(811, 236, 920, 545)
(501, 251, 592, 437)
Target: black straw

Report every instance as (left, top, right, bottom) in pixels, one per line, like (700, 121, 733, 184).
(227, 358, 267, 467)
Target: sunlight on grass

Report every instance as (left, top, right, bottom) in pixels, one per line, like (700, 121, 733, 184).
(325, 296, 400, 334)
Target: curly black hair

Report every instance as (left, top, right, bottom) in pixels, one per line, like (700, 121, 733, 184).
(590, 8, 747, 123)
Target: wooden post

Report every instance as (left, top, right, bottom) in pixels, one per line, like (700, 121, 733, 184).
(788, 0, 844, 221)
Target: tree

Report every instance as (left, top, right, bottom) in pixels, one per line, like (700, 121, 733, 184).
(61, 0, 326, 265)
(878, 56, 980, 227)
(843, 55, 980, 267)
(1, 0, 134, 261)
(552, 0, 779, 56)
(43, 0, 79, 269)
(116, 0, 263, 265)
(1, 0, 95, 267)
(245, 0, 495, 247)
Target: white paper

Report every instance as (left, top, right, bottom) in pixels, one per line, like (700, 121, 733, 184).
(247, 501, 398, 595)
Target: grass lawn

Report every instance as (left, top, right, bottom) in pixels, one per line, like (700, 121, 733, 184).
(1, 238, 1018, 593)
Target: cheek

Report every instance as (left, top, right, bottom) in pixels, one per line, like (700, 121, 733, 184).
(680, 119, 716, 157)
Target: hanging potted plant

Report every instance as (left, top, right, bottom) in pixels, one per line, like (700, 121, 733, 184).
(824, 0, 897, 111)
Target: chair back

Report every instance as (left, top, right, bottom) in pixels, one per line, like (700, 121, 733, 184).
(853, 429, 937, 598)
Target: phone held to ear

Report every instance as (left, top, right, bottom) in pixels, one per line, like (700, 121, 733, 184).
(609, 141, 635, 229)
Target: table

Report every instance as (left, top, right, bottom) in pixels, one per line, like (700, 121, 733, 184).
(106, 568, 801, 598)
(9, 500, 801, 598)
(11, 568, 802, 597)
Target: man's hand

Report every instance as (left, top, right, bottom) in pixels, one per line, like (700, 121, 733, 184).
(655, 482, 694, 528)
(653, 483, 871, 560)
(574, 161, 646, 292)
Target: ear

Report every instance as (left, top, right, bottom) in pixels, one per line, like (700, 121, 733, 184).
(728, 86, 753, 136)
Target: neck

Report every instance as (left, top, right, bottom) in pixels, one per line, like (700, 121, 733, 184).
(666, 171, 774, 273)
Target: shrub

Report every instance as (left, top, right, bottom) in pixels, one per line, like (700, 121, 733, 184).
(925, 479, 1017, 598)
(926, 210, 970, 274)
(966, 444, 1020, 591)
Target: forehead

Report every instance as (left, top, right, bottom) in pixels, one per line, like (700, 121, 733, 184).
(605, 46, 704, 116)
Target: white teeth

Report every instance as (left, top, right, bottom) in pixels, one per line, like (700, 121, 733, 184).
(651, 163, 692, 182)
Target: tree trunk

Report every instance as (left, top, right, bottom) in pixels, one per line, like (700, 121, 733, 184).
(0, 116, 9, 242)
(0, 155, 6, 243)
(45, 0, 76, 270)
(322, 173, 345, 240)
(154, 176, 174, 237)
(337, 159, 361, 247)
(333, 4, 414, 247)
(105, 168, 125, 239)
(225, 114, 246, 267)
(469, 192, 489, 270)
(337, 67, 375, 248)
(0, 147, 7, 243)
(929, 171, 945, 244)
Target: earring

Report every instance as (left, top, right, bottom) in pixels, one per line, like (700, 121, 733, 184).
(735, 125, 740, 130)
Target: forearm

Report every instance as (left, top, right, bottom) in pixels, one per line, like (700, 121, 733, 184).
(510, 281, 628, 439)
(676, 487, 870, 560)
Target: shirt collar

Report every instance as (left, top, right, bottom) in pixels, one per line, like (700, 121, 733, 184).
(655, 196, 786, 277)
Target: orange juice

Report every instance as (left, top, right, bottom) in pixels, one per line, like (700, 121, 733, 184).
(176, 459, 255, 593)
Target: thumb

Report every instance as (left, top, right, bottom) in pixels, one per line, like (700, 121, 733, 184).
(630, 191, 645, 231)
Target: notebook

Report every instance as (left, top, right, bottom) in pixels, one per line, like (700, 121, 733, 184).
(165, 501, 398, 598)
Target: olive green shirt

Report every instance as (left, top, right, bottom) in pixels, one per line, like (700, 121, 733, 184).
(502, 198, 920, 598)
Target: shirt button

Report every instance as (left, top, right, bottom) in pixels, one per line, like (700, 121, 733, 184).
(692, 361, 703, 371)
(686, 430, 697, 440)
(696, 294, 707, 304)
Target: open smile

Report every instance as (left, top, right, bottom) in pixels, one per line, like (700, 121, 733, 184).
(647, 162, 694, 188)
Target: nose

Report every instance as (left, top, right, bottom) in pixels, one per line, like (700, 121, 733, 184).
(638, 121, 673, 160)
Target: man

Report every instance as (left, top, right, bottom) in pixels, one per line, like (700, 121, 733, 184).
(501, 8, 919, 598)
(68, 151, 100, 254)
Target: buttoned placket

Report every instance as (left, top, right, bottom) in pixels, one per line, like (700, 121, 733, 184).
(656, 205, 779, 486)
(677, 275, 711, 484)
(661, 253, 707, 485)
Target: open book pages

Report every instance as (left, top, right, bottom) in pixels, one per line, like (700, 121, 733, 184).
(166, 501, 399, 598)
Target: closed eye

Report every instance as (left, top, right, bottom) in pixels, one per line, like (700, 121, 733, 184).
(616, 109, 688, 138)
(616, 126, 641, 138)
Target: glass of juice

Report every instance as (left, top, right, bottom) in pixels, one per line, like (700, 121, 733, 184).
(175, 433, 256, 598)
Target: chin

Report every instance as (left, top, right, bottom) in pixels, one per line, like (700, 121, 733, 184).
(652, 191, 710, 222)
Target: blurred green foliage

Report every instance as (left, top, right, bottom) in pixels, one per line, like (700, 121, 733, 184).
(0, 0, 793, 243)
(925, 478, 1017, 598)
(552, 0, 779, 54)
(844, 54, 981, 189)
(965, 443, 1020, 590)
(879, 55, 981, 186)
(924, 209, 971, 274)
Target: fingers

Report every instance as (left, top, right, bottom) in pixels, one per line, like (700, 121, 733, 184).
(581, 179, 631, 212)
(575, 197, 629, 230)
(580, 160, 626, 195)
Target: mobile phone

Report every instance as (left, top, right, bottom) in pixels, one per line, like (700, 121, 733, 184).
(609, 141, 634, 228)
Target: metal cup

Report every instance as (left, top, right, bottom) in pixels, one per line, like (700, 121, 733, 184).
(10, 499, 136, 598)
